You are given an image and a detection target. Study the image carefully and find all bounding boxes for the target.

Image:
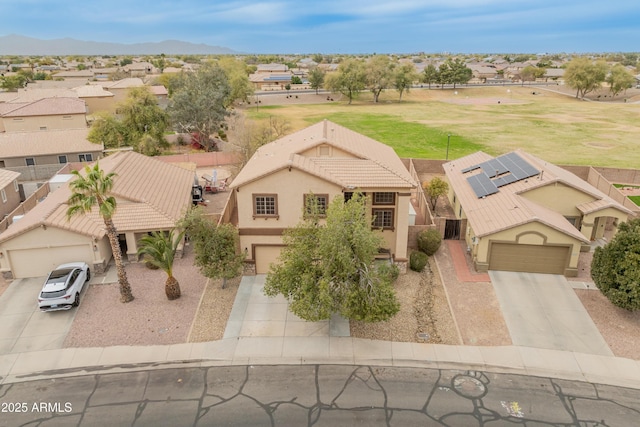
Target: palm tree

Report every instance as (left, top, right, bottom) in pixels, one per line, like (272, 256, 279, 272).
(67, 163, 134, 303)
(137, 230, 184, 300)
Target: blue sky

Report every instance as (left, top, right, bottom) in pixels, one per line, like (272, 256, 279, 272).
(1, 0, 639, 53)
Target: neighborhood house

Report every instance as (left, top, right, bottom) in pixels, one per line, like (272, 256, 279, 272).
(444, 150, 632, 276)
(0, 151, 195, 279)
(230, 120, 418, 274)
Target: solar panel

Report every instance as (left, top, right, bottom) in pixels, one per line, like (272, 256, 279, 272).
(501, 152, 538, 180)
(467, 173, 499, 198)
(493, 174, 518, 187)
(480, 159, 509, 178)
(461, 165, 480, 174)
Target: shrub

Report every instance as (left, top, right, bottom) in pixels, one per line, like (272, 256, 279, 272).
(591, 218, 640, 311)
(417, 229, 442, 256)
(377, 262, 400, 282)
(410, 251, 428, 272)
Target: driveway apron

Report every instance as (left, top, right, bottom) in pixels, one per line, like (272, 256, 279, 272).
(0, 277, 78, 354)
(224, 275, 350, 339)
(489, 271, 613, 356)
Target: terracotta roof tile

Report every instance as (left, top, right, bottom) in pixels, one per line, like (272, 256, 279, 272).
(0, 168, 20, 190)
(444, 150, 629, 242)
(2, 97, 86, 117)
(0, 151, 194, 243)
(0, 129, 101, 158)
(231, 120, 416, 190)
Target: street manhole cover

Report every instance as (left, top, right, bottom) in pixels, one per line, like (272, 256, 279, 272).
(452, 374, 487, 399)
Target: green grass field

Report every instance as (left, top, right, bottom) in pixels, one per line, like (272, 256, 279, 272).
(245, 86, 640, 168)
(629, 196, 640, 206)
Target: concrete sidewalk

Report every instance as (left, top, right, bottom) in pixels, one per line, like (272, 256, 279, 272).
(1, 337, 639, 390)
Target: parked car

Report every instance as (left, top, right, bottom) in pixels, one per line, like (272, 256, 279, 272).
(38, 263, 90, 312)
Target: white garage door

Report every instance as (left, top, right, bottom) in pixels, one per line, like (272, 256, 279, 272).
(8, 245, 92, 278)
(254, 245, 284, 274)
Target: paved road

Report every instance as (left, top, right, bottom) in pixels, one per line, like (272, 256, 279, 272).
(490, 271, 613, 356)
(1, 364, 639, 426)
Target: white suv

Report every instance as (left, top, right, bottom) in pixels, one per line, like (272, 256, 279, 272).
(38, 262, 90, 312)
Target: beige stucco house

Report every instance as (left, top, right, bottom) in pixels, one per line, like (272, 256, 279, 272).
(230, 120, 417, 274)
(0, 97, 87, 132)
(444, 150, 631, 276)
(0, 151, 194, 278)
(0, 129, 103, 168)
(0, 169, 22, 218)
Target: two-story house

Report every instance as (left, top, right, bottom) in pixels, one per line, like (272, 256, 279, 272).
(230, 120, 417, 274)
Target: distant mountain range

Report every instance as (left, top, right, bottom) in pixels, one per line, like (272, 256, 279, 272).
(0, 34, 239, 56)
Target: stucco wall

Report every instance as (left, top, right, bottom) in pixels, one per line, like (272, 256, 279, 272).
(475, 222, 583, 269)
(2, 114, 86, 132)
(3, 150, 103, 167)
(520, 182, 595, 217)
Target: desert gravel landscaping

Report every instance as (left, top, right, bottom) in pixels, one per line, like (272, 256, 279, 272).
(63, 244, 208, 348)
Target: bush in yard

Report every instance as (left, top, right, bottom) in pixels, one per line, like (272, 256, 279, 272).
(591, 218, 640, 311)
(410, 251, 428, 272)
(417, 229, 442, 256)
(377, 262, 400, 282)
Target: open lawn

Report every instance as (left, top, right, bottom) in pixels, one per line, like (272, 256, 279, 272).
(245, 86, 640, 168)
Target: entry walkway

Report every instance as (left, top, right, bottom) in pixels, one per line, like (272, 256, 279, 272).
(490, 271, 613, 356)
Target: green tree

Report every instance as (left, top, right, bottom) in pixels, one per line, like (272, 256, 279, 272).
(422, 64, 439, 89)
(0, 74, 27, 91)
(564, 57, 608, 99)
(118, 86, 169, 153)
(265, 193, 400, 322)
(218, 57, 254, 104)
(67, 163, 134, 303)
(87, 111, 128, 149)
(120, 57, 133, 66)
(152, 54, 166, 73)
(179, 208, 244, 289)
(324, 58, 366, 104)
(167, 63, 231, 150)
(439, 58, 472, 89)
(591, 218, 640, 311)
(366, 55, 395, 103)
(312, 53, 324, 64)
(308, 67, 325, 94)
(606, 64, 635, 97)
(291, 75, 302, 85)
(424, 177, 449, 212)
(520, 65, 537, 85)
(393, 63, 418, 101)
(137, 230, 184, 300)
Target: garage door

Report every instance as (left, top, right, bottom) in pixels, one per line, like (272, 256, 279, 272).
(254, 246, 284, 274)
(489, 243, 570, 275)
(8, 245, 92, 278)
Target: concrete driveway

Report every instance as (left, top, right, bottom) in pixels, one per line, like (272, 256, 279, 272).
(489, 271, 613, 356)
(0, 277, 79, 354)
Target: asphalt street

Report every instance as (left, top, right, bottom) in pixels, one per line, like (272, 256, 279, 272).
(1, 364, 639, 426)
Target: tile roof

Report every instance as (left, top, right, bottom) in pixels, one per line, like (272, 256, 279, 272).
(73, 85, 114, 98)
(231, 120, 416, 190)
(0, 129, 101, 158)
(0, 168, 20, 190)
(104, 78, 145, 89)
(0, 151, 194, 243)
(9, 89, 79, 103)
(2, 97, 86, 117)
(444, 150, 631, 242)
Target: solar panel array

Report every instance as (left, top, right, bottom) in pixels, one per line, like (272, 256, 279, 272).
(463, 153, 539, 198)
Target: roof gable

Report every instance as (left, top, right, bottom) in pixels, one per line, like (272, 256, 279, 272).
(0, 151, 194, 243)
(231, 120, 416, 190)
(445, 150, 629, 240)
